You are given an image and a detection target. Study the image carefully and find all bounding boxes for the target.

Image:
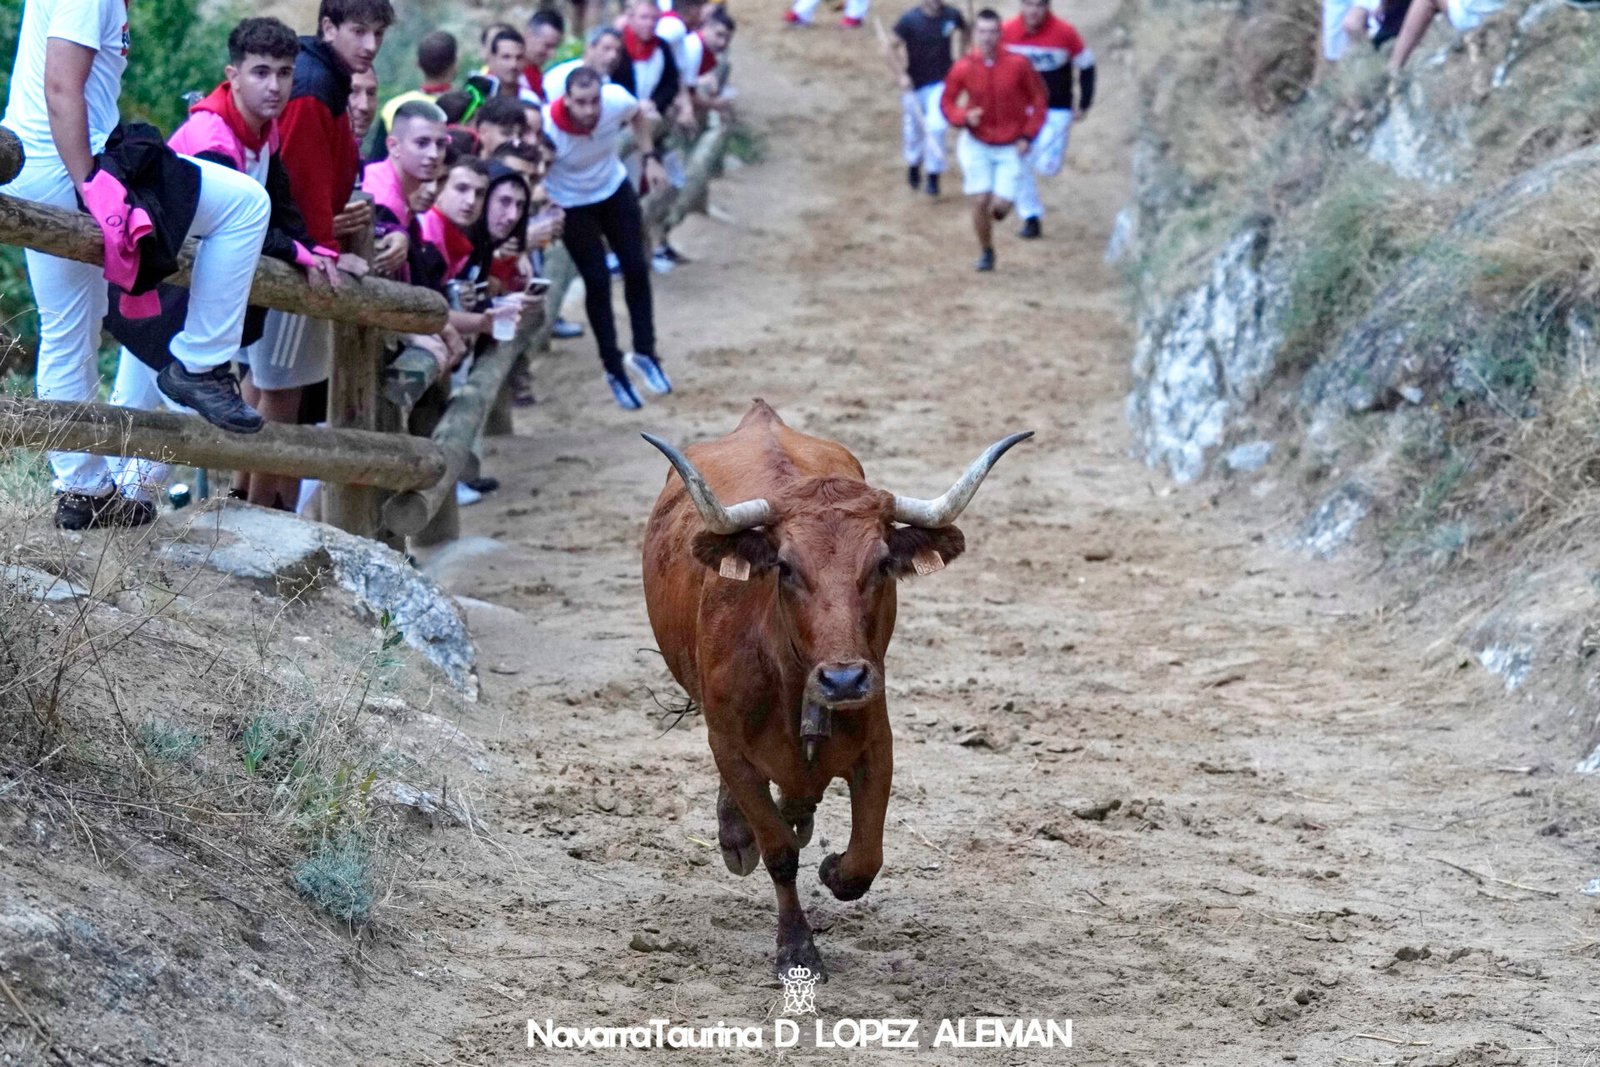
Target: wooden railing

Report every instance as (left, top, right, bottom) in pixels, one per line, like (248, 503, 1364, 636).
(0, 115, 734, 546)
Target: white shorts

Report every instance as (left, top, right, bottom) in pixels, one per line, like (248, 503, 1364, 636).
(956, 132, 1022, 200)
(1445, 0, 1504, 30)
(240, 310, 333, 391)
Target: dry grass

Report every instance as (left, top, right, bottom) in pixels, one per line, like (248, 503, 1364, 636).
(1470, 172, 1600, 318)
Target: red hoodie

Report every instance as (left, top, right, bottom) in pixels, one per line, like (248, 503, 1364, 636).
(940, 49, 1048, 147)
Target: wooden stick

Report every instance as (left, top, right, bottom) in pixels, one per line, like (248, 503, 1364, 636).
(1430, 856, 1562, 897)
(1354, 1033, 1431, 1046)
(0, 192, 447, 333)
(0, 396, 447, 491)
(323, 197, 385, 537)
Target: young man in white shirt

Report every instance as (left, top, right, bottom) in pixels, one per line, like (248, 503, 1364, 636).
(3, 0, 273, 528)
(542, 66, 670, 409)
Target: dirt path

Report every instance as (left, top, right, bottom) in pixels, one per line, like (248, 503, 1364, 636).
(400, 5, 1600, 1063)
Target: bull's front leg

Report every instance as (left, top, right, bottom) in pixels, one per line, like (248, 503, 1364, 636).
(709, 734, 827, 980)
(819, 739, 892, 902)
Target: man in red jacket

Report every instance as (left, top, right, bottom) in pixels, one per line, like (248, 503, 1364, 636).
(940, 8, 1046, 271)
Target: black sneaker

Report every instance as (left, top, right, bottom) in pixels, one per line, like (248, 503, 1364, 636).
(907, 164, 921, 191)
(551, 317, 585, 340)
(463, 476, 500, 494)
(975, 248, 995, 272)
(658, 242, 688, 264)
(55, 491, 157, 531)
(1019, 216, 1042, 239)
(926, 172, 940, 197)
(156, 363, 264, 434)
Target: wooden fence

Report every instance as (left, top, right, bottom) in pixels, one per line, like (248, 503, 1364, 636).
(0, 115, 733, 547)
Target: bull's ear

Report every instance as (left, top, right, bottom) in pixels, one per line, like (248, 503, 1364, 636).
(886, 525, 966, 579)
(692, 530, 778, 582)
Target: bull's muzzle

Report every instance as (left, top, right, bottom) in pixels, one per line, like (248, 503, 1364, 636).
(801, 661, 879, 765)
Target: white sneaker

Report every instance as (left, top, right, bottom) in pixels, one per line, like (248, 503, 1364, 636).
(455, 482, 484, 507)
(651, 251, 676, 275)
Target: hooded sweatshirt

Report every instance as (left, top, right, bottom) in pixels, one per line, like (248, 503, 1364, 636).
(277, 36, 362, 251)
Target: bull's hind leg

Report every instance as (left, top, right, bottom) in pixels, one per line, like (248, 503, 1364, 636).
(820, 740, 892, 902)
(717, 781, 760, 876)
(710, 737, 826, 981)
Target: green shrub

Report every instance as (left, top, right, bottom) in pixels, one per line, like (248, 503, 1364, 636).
(292, 832, 376, 925)
(136, 719, 204, 763)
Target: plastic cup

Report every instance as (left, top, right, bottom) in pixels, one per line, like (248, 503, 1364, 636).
(490, 296, 517, 342)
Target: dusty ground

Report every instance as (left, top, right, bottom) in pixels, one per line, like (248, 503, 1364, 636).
(390, 3, 1600, 1064)
(7, 1, 1600, 1064)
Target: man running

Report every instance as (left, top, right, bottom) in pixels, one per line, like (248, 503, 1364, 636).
(3, 0, 273, 528)
(887, 0, 967, 197)
(542, 66, 670, 409)
(940, 8, 1046, 271)
(1002, 0, 1094, 238)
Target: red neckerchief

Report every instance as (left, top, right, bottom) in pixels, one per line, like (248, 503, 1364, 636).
(425, 207, 477, 276)
(191, 81, 274, 155)
(695, 33, 718, 76)
(623, 25, 659, 61)
(422, 80, 454, 94)
(549, 95, 589, 135)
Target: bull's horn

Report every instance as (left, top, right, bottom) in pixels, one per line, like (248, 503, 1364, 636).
(642, 433, 775, 534)
(892, 431, 1034, 528)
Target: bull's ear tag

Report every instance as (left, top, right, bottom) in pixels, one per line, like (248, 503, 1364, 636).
(911, 548, 945, 576)
(720, 555, 752, 581)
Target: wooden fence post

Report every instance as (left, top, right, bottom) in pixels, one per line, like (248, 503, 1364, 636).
(323, 193, 384, 539)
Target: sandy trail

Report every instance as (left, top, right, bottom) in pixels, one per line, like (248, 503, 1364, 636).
(398, 4, 1600, 1063)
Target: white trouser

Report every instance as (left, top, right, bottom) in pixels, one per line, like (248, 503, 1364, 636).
(107, 349, 187, 501)
(901, 83, 949, 174)
(792, 0, 868, 20)
(10, 152, 270, 493)
(1014, 108, 1074, 222)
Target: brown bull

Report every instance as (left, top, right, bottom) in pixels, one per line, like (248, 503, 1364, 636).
(641, 401, 1029, 979)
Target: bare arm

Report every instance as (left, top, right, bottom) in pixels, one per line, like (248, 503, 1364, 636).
(631, 106, 669, 192)
(43, 38, 97, 190)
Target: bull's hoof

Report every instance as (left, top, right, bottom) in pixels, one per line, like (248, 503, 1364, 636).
(818, 852, 872, 901)
(776, 933, 827, 983)
(721, 841, 760, 876)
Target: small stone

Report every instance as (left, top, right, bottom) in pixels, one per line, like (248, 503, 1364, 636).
(595, 790, 618, 813)
(1082, 547, 1114, 562)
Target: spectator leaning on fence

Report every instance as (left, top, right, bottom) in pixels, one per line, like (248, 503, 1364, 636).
(475, 95, 529, 156)
(236, 0, 390, 512)
(544, 27, 624, 100)
(542, 66, 671, 410)
(3, 0, 274, 529)
(108, 17, 370, 511)
(349, 67, 380, 155)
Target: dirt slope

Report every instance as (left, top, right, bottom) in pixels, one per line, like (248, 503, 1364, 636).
(380, 3, 1600, 1064)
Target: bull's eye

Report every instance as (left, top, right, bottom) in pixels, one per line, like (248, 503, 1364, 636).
(776, 559, 796, 583)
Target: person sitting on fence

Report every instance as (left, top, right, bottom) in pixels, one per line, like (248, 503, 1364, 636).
(371, 30, 459, 161)
(106, 17, 368, 512)
(1387, 0, 1504, 71)
(3, 0, 276, 529)
(475, 95, 529, 157)
(542, 66, 672, 409)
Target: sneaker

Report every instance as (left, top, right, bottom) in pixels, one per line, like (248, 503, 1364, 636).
(605, 251, 621, 276)
(463, 475, 500, 494)
(907, 164, 921, 191)
(455, 482, 484, 507)
(839, 15, 863, 26)
(551, 317, 585, 340)
(651, 250, 676, 275)
(1019, 216, 1042, 239)
(606, 371, 645, 410)
(783, 9, 810, 23)
(975, 248, 995, 272)
(156, 362, 264, 434)
(54, 490, 157, 531)
(926, 172, 940, 197)
(658, 242, 688, 264)
(626, 352, 673, 395)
